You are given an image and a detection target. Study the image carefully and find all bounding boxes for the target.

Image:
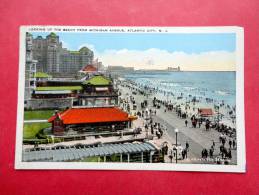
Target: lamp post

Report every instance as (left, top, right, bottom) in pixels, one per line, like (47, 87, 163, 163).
(175, 128, 179, 164)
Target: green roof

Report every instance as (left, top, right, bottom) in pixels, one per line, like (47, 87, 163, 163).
(49, 32, 57, 38)
(79, 47, 91, 53)
(36, 86, 82, 91)
(70, 51, 80, 54)
(34, 72, 51, 78)
(83, 75, 111, 86)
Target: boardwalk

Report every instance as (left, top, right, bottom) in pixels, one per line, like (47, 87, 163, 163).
(119, 83, 237, 164)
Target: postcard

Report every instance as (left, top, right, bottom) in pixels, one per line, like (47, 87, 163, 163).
(15, 26, 245, 172)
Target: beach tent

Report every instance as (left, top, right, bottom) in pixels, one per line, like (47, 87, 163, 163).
(198, 108, 214, 117)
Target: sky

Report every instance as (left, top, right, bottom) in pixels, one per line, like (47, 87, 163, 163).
(31, 32, 236, 71)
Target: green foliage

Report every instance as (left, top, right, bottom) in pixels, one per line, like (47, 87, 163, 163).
(23, 123, 51, 139)
(24, 110, 55, 120)
(34, 72, 51, 78)
(80, 157, 99, 162)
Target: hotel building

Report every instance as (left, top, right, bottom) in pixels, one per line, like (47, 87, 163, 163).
(32, 32, 94, 74)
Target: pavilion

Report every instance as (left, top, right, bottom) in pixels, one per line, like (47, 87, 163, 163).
(79, 64, 98, 74)
(22, 142, 159, 163)
(48, 107, 135, 136)
(76, 75, 118, 106)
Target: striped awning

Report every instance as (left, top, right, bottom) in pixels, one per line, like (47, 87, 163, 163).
(35, 90, 72, 94)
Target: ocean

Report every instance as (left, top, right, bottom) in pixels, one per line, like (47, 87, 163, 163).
(124, 71, 236, 107)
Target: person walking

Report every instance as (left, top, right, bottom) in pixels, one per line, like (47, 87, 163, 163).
(212, 140, 215, 148)
(222, 137, 226, 146)
(229, 139, 232, 149)
(182, 149, 185, 160)
(198, 121, 201, 128)
(233, 139, 236, 149)
(228, 148, 232, 159)
(186, 141, 189, 152)
(209, 148, 214, 158)
(204, 149, 208, 158)
(185, 120, 188, 127)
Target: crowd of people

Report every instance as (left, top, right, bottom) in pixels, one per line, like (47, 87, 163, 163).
(118, 79, 237, 164)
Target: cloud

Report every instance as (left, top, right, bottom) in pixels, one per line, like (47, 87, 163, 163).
(95, 48, 236, 71)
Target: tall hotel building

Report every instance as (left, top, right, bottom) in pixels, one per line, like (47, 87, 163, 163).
(32, 32, 94, 74)
(25, 32, 37, 100)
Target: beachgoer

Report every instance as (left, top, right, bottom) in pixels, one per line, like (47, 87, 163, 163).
(186, 141, 189, 152)
(185, 120, 188, 127)
(210, 140, 214, 148)
(222, 137, 226, 146)
(204, 149, 208, 158)
(233, 139, 236, 149)
(209, 148, 213, 158)
(228, 148, 232, 159)
(229, 139, 232, 149)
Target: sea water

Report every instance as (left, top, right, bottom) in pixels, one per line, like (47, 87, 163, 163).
(124, 71, 236, 107)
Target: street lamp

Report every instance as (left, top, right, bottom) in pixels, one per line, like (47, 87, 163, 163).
(175, 128, 179, 163)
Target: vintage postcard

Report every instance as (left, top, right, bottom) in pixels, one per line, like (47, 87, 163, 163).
(15, 26, 245, 172)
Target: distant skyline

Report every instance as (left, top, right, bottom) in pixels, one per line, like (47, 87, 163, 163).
(31, 32, 236, 71)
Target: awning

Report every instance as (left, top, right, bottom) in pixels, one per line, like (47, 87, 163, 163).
(35, 90, 72, 94)
(22, 142, 156, 162)
(199, 108, 213, 116)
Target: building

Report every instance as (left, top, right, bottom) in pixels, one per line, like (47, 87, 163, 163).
(22, 142, 158, 163)
(25, 32, 37, 100)
(78, 64, 98, 79)
(167, 66, 181, 71)
(30, 74, 118, 108)
(80, 64, 98, 73)
(107, 66, 134, 73)
(77, 75, 118, 106)
(48, 107, 134, 136)
(32, 32, 94, 74)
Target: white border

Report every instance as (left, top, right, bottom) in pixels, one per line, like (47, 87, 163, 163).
(15, 26, 245, 172)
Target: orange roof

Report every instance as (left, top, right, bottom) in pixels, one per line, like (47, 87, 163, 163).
(81, 64, 97, 72)
(199, 108, 213, 116)
(48, 107, 129, 125)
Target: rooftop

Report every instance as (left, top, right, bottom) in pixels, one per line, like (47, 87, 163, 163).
(83, 75, 111, 86)
(48, 107, 130, 125)
(48, 32, 58, 38)
(79, 46, 91, 53)
(22, 142, 156, 162)
(199, 108, 214, 116)
(80, 64, 98, 72)
(34, 72, 51, 78)
(36, 86, 82, 91)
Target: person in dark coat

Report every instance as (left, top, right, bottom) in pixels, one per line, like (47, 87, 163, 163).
(204, 149, 208, 158)
(185, 120, 188, 127)
(233, 139, 236, 149)
(182, 149, 187, 159)
(151, 125, 154, 134)
(186, 141, 189, 152)
(222, 137, 226, 146)
(209, 148, 214, 158)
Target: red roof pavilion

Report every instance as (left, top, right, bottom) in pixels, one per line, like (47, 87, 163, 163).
(48, 107, 130, 125)
(80, 64, 98, 73)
